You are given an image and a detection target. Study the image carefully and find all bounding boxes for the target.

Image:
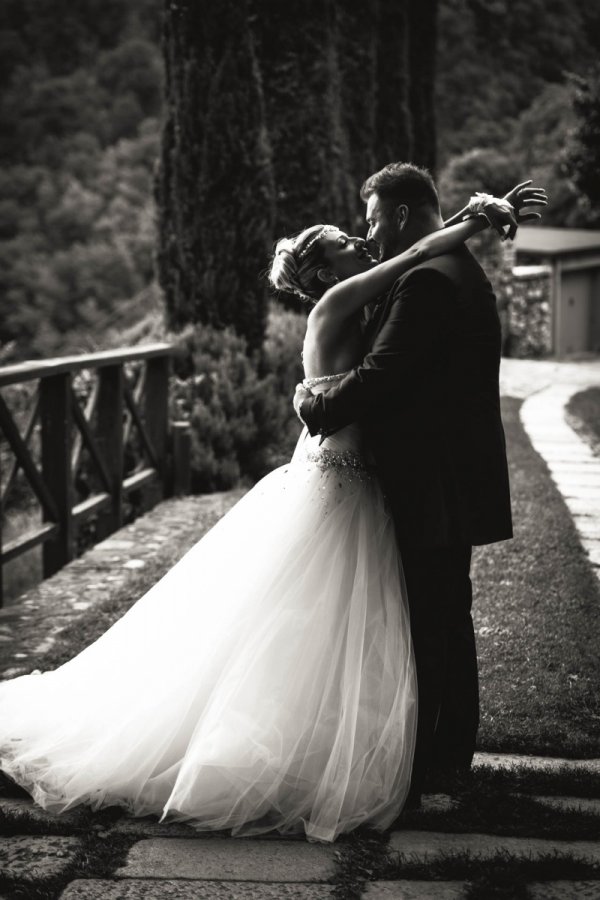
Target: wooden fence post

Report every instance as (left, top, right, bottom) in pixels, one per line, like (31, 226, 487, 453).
(41, 373, 74, 576)
(172, 421, 191, 496)
(0, 451, 4, 606)
(95, 365, 124, 540)
(145, 356, 170, 497)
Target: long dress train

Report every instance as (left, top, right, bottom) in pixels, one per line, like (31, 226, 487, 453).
(0, 374, 417, 842)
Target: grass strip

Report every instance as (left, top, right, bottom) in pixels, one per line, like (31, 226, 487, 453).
(400, 767, 599, 840)
(381, 854, 600, 900)
(332, 828, 390, 900)
(473, 397, 600, 757)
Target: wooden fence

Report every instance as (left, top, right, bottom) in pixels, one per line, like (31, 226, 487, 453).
(0, 344, 191, 605)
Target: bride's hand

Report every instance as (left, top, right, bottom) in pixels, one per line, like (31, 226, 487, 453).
(475, 197, 519, 241)
(468, 181, 548, 241)
(503, 180, 548, 225)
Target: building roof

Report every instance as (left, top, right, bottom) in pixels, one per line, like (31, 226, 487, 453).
(513, 265, 552, 278)
(514, 226, 600, 257)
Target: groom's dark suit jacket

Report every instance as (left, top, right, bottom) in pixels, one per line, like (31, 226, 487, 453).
(301, 245, 513, 547)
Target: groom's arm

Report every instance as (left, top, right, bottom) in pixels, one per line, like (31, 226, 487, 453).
(300, 268, 457, 438)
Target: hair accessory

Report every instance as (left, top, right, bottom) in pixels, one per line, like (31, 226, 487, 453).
(297, 225, 338, 260)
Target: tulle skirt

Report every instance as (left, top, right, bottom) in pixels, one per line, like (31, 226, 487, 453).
(0, 429, 417, 842)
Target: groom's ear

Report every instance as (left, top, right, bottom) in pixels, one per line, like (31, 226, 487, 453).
(395, 204, 409, 231)
(316, 268, 337, 286)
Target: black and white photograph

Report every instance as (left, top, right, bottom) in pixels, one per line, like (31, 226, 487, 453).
(0, 0, 599, 897)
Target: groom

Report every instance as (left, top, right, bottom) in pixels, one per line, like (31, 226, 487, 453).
(294, 162, 513, 805)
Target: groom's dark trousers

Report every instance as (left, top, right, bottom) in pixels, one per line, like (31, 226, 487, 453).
(400, 543, 477, 794)
(301, 246, 513, 797)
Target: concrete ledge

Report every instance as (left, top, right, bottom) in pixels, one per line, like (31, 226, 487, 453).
(0, 490, 244, 678)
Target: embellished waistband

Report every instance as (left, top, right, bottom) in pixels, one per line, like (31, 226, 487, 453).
(305, 448, 373, 480)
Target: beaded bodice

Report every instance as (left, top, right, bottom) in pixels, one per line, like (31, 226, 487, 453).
(296, 372, 371, 478)
(302, 372, 348, 394)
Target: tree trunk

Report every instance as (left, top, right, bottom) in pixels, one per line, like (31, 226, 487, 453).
(156, 0, 275, 350)
(408, 0, 438, 171)
(158, 0, 437, 324)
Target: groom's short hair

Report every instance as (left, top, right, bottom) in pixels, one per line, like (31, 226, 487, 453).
(360, 162, 440, 214)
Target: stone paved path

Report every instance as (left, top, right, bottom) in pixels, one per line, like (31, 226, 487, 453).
(501, 357, 600, 580)
(521, 379, 600, 577)
(2, 748, 600, 900)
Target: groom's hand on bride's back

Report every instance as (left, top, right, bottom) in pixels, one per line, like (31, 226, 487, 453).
(293, 383, 313, 422)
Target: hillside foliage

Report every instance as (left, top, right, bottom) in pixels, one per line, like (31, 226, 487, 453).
(0, 0, 599, 364)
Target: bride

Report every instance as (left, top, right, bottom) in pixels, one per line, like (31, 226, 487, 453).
(0, 183, 542, 842)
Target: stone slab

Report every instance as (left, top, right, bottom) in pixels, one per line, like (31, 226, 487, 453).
(564, 497, 600, 515)
(580, 539, 600, 566)
(550, 472, 600, 487)
(562, 488, 600, 502)
(535, 446, 596, 461)
(388, 831, 600, 865)
(0, 835, 81, 880)
(526, 795, 600, 816)
(362, 882, 467, 899)
(0, 796, 86, 831)
(116, 838, 337, 883)
(573, 518, 600, 539)
(60, 880, 336, 899)
(473, 752, 600, 775)
(528, 882, 600, 899)
(418, 794, 460, 815)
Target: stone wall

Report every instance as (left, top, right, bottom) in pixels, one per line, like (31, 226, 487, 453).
(506, 265, 553, 359)
(472, 238, 553, 359)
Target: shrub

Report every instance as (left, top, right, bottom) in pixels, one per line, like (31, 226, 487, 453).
(170, 304, 305, 492)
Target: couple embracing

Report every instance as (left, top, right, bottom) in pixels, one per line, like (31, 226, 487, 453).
(0, 162, 546, 842)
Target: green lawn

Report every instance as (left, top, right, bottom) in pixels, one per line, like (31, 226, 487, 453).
(473, 397, 600, 757)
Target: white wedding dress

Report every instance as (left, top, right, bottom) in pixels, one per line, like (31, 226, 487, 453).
(0, 374, 417, 842)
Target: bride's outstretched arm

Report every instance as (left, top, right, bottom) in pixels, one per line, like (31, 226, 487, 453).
(312, 180, 547, 327)
(444, 180, 548, 228)
(311, 216, 485, 326)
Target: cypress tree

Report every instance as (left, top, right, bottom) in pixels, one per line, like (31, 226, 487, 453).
(254, 0, 355, 236)
(373, 0, 413, 168)
(408, 0, 438, 171)
(337, 4, 379, 232)
(158, 0, 436, 323)
(156, 0, 275, 350)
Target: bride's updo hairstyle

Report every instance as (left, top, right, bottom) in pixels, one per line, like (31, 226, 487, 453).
(268, 224, 337, 304)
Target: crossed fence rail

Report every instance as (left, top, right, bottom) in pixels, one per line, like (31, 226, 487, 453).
(0, 343, 191, 605)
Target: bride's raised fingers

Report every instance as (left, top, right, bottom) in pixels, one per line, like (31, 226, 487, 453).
(520, 197, 548, 207)
(520, 187, 547, 197)
(511, 180, 533, 192)
(518, 211, 542, 221)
